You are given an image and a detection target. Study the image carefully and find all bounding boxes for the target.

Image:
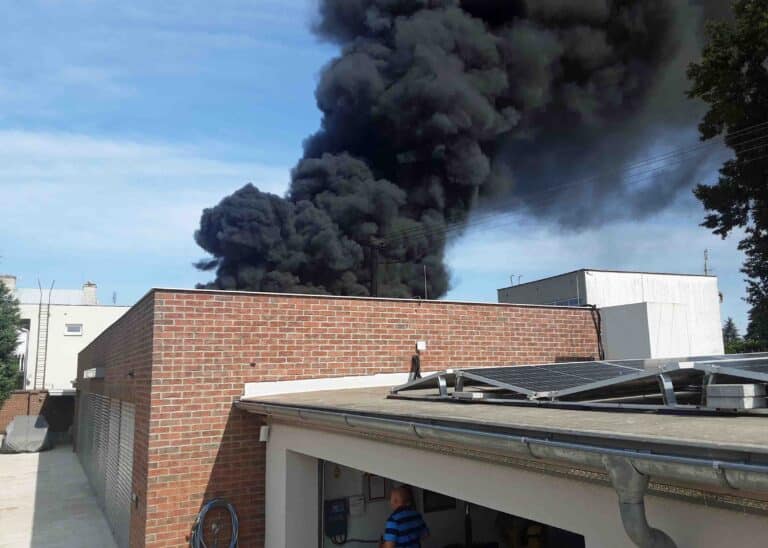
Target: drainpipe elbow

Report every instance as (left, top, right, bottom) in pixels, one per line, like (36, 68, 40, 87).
(618, 502, 676, 548)
(603, 456, 677, 548)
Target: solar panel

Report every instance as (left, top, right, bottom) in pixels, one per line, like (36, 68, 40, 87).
(461, 361, 643, 394)
(389, 354, 768, 414)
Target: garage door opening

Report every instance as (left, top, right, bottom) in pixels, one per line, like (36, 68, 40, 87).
(320, 460, 585, 548)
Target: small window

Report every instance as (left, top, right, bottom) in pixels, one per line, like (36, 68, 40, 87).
(65, 323, 83, 336)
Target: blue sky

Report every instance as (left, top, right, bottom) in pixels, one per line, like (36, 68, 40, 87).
(0, 1, 750, 332)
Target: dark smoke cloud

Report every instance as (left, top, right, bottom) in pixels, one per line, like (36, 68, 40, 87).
(196, 0, 726, 297)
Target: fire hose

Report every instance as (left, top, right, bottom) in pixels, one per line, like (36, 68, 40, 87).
(190, 498, 239, 548)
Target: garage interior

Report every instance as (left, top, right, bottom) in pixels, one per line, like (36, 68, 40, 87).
(320, 460, 585, 548)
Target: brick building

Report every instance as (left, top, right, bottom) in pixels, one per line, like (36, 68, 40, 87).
(75, 288, 600, 547)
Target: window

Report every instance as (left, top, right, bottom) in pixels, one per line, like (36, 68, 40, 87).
(65, 323, 83, 336)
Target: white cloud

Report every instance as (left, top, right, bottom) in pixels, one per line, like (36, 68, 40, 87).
(0, 130, 290, 256)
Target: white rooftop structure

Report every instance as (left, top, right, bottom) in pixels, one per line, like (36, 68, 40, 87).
(498, 269, 724, 360)
(14, 288, 98, 306)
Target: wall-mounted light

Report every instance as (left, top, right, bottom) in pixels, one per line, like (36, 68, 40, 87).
(83, 367, 104, 379)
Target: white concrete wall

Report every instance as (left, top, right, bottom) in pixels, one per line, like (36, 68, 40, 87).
(500, 271, 724, 359)
(589, 272, 724, 358)
(646, 302, 697, 358)
(266, 422, 768, 548)
(600, 303, 652, 360)
(18, 303, 128, 393)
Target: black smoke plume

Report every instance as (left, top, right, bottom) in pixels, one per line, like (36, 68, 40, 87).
(196, 0, 724, 298)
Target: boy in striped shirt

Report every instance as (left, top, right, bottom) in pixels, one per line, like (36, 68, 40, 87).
(380, 486, 430, 548)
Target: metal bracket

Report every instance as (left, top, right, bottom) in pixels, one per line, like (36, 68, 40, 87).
(519, 436, 536, 459)
(437, 375, 448, 397)
(455, 373, 465, 393)
(657, 374, 677, 406)
(700, 373, 717, 406)
(712, 461, 738, 490)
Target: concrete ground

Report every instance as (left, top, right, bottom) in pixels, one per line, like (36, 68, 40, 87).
(0, 445, 117, 548)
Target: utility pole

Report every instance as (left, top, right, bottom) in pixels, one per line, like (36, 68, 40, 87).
(368, 237, 386, 297)
(704, 249, 710, 276)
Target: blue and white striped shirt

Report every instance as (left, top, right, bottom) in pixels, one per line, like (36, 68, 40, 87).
(382, 506, 429, 548)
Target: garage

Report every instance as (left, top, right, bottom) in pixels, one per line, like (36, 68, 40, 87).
(319, 460, 585, 547)
(239, 386, 768, 548)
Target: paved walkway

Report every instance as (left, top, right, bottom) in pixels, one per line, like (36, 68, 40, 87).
(0, 445, 117, 548)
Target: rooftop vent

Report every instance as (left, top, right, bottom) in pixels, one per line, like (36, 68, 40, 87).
(82, 281, 98, 305)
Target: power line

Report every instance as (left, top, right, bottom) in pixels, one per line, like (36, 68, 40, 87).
(369, 143, 768, 298)
(375, 145, 768, 260)
(382, 122, 768, 246)
(395, 149, 768, 242)
(385, 124, 768, 243)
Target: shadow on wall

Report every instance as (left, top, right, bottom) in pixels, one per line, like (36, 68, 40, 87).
(196, 406, 266, 547)
(0, 392, 74, 442)
(555, 356, 595, 363)
(40, 395, 75, 441)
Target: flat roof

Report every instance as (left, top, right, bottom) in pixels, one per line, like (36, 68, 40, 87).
(239, 386, 768, 457)
(497, 268, 716, 292)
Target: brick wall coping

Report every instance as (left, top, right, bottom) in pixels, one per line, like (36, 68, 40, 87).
(145, 287, 592, 311)
(78, 286, 596, 367)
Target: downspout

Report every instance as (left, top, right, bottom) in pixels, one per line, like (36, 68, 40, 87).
(603, 456, 676, 548)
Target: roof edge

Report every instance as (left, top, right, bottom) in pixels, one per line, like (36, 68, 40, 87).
(146, 287, 591, 311)
(238, 400, 768, 497)
(498, 268, 717, 292)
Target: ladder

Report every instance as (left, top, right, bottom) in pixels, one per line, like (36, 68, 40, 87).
(33, 281, 54, 390)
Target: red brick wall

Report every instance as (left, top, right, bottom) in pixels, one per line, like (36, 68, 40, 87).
(0, 390, 47, 433)
(77, 292, 155, 548)
(79, 289, 600, 547)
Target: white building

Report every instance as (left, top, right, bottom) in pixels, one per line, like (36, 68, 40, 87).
(2, 275, 129, 395)
(498, 269, 724, 359)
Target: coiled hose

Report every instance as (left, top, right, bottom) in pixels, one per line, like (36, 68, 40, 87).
(190, 498, 239, 548)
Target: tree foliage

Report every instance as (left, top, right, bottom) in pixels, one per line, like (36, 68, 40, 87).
(687, 0, 768, 346)
(722, 316, 740, 344)
(0, 280, 22, 403)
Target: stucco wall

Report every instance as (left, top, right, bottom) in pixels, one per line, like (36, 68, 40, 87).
(20, 303, 128, 393)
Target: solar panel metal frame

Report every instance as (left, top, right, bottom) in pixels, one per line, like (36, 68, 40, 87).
(389, 353, 768, 409)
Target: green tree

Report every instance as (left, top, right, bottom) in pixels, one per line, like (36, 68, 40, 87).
(687, 0, 768, 346)
(722, 316, 740, 345)
(0, 280, 23, 404)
